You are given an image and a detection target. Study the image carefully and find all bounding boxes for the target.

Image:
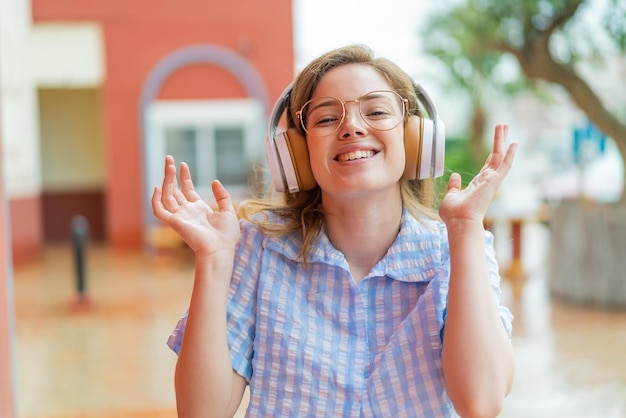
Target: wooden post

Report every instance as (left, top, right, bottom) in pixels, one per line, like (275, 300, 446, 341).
(503, 219, 527, 299)
(485, 217, 528, 300)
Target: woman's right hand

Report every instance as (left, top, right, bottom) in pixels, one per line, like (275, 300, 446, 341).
(151, 155, 241, 261)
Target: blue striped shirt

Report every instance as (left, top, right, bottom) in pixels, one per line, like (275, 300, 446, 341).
(168, 207, 513, 417)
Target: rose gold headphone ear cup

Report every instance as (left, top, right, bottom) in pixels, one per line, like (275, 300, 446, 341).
(266, 82, 318, 193)
(403, 116, 424, 180)
(284, 128, 316, 191)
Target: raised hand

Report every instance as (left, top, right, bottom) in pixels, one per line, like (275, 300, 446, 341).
(151, 155, 241, 260)
(439, 124, 517, 226)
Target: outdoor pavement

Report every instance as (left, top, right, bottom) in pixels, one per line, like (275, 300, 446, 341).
(11, 219, 626, 417)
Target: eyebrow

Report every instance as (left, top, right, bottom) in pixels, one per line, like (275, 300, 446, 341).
(361, 92, 387, 99)
(306, 91, 399, 114)
(307, 97, 342, 114)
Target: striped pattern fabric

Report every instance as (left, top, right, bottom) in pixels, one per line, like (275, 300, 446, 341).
(168, 207, 513, 417)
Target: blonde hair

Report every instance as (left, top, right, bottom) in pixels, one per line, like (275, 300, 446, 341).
(240, 44, 440, 261)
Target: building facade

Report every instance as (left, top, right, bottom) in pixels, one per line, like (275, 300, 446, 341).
(7, 0, 294, 263)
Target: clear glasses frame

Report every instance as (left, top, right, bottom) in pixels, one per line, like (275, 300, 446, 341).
(295, 90, 408, 138)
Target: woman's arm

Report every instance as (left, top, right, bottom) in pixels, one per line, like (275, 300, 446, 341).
(174, 255, 247, 417)
(152, 156, 245, 417)
(439, 124, 517, 418)
(443, 221, 515, 418)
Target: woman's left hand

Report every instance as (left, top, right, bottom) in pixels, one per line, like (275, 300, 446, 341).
(439, 123, 517, 226)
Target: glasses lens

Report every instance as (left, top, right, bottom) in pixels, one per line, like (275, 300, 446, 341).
(300, 97, 344, 137)
(359, 91, 405, 131)
(299, 91, 405, 137)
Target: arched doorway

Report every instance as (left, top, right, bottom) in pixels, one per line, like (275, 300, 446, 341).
(139, 45, 270, 243)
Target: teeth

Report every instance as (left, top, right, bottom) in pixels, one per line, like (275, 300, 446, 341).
(337, 150, 374, 162)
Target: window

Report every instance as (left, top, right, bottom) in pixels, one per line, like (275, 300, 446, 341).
(146, 99, 266, 203)
(213, 126, 248, 185)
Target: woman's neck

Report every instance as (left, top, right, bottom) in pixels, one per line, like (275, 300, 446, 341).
(322, 190, 403, 283)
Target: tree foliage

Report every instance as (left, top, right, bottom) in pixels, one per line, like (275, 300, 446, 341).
(424, 0, 626, 202)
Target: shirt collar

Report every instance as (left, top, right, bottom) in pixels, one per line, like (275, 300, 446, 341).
(264, 207, 443, 282)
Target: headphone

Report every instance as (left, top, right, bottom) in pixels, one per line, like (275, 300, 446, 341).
(265, 82, 445, 193)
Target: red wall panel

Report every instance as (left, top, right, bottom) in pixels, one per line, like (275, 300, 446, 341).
(32, 0, 294, 248)
(9, 197, 42, 264)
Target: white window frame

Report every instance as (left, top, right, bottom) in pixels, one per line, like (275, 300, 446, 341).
(145, 99, 266, 203)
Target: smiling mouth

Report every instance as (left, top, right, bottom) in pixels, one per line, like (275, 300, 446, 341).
(336, 150, 376, 162)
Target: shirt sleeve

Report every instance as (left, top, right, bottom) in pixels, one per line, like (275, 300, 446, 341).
(436, 225, 514, 341)
(484, 230, 514, 338)
(166, 218, 266, 383)
(166, 310, 187, 354)
(225, 219, 265, 382)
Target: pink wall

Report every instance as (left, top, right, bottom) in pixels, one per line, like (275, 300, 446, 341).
(9, 197, 42, 264)
(32, 0, 295, 249)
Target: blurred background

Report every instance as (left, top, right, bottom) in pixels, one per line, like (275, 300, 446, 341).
(1, 0, 625, 417)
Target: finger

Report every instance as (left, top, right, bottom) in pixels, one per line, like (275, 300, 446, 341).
(179, 162, 201, 202)
(171, 165, 188, 206)
(211, 180, 237, 215)
(151, 186, 171, 222)
(172, 185, 187, 206)
(447, 172, 462, 193)
(162, 155, 176, 185)
(485, 124, 508, 168)
(161, 156, 181, 211)
(493, 123, 508, 155)
(497, 142, 518, 177)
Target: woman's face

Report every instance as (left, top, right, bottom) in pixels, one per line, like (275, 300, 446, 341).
(305, 63, 405, 200)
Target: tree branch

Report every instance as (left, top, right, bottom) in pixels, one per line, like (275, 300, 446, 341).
(544, 0, 584, 38)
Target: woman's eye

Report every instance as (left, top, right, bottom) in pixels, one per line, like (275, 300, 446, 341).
(308, 107, 342, 126)
(364, 108, 391, 119)
(313, 115, 340, 126)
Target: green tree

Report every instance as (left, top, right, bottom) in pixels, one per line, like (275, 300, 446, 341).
(424, 0, 626, 306)
(426, 0, 626, 203)
(422, 9, 531, 175)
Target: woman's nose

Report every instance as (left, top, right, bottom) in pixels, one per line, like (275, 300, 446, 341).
(338, 104, 367, 139)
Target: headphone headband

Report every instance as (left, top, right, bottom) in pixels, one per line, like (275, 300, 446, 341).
(267, 82, 294, 142)
(414, 84, 445, 178)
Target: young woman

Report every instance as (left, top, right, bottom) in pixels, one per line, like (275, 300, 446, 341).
(153, 44, 516, 417)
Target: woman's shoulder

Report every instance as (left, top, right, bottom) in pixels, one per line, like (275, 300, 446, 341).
(239, 209, 302, 242)
(239, 208, 289, 230)
(238, 210, 305, 261)
(403, 207, 446, 236)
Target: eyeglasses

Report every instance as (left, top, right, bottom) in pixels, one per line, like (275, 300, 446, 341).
(296, 90, 407, 138)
